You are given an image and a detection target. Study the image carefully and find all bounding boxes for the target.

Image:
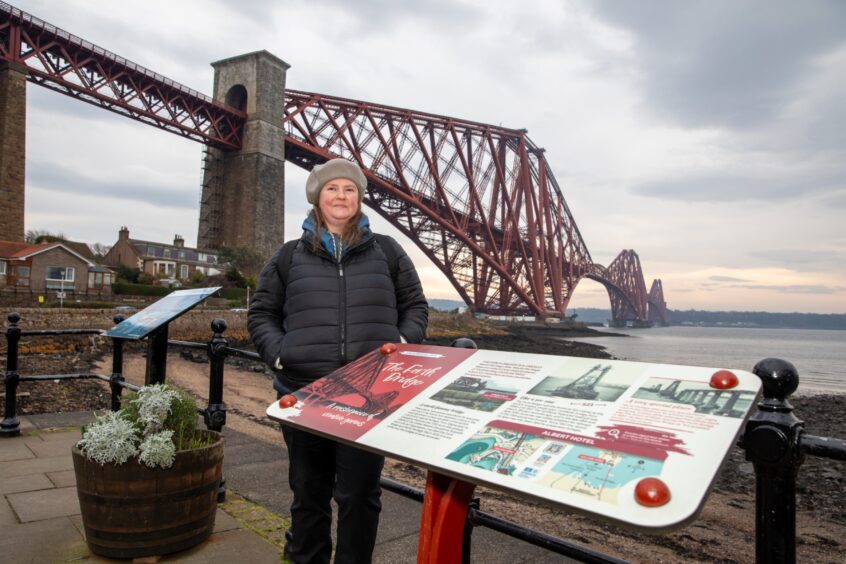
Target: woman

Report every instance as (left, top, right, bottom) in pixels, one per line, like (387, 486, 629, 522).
(248, 157, 428, 563)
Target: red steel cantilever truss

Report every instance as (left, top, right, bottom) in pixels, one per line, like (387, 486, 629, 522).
(0, 2, 245, 149)
(283, 89, 594, 315)
(648, 279, 671, 326)
(1, 2, 662, 319)
(585, 250, 649, 323)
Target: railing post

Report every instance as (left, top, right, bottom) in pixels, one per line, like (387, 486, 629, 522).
(109, 314, 125, 411)
(1, 312, 22, 437)
(145, 323, 169, 385)
(205, 318, 228, 502)
(204, 318, 227, 433)
(742, 358, 804, 564)
(462, 498, 480, 564)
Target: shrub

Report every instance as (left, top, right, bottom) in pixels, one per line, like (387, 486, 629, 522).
(77, 384, 209, 469)
(219, 287, 247, 300)
(113, 281, 172, 297)
(115, 264, 141, 283)
(137, 272, 156, 285)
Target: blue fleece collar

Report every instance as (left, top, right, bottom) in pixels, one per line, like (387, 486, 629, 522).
(302, 212, 372, 261)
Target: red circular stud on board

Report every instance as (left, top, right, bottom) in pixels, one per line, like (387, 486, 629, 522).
(278, 395, 297, 409)
(710, 370, 739, 390)
(635, 477, 671, 507)
(380, 343, 398, 355)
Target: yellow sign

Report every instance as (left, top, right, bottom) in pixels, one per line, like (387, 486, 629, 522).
(38, 295, 44, 303)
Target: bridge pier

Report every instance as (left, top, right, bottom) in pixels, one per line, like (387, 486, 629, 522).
(198, 51, 290, 257)
(0, 61, 27, 242)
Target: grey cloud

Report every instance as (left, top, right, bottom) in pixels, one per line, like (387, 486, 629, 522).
(710, 275, 749, 282)
(27, 161, 197, 210)
(632, 170, 844, 202)
(212, 0, 479, 29)
(313, 0, 480, 29)
(748, 249, 845, 271)
(590, 0, 846, 128)
(820, 190, 846, 209)
(727, 283, 844, 295)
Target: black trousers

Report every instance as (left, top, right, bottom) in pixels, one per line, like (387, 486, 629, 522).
(282, 425, 385, 564)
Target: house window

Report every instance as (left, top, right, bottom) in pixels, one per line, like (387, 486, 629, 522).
(163, 249, 171, 258)
(88, 271, 113, 289)
(46, 266, 75, 281)
(180, 265, 189, 279)
(0, 260, 6, 275)
(15, 265, 30, 286)
(154, 261, 176, 276)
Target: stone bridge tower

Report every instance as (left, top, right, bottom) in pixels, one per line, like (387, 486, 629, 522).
(0, 61, 27, 242)
(198, 51, 289, 257)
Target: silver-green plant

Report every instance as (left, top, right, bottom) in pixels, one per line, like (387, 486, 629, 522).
(77, 383, 207, 469)
(77, 411, 138, 465)
(132, 385, 181, 434)
(138, 429, 177, 469)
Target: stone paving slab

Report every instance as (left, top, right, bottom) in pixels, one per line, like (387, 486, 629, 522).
(0, 453, 74, 478)
(0, 516, 90, 562)
(7, 484, 80, 522)
(24, 434, 79, 458)
(0, 497, 18, 526)
(0, 472, 53, 494)
(48, 468, 77, 487)
(212, 508, 242, 534)
(27, 428, 81, 443)
(0, 439, 35, 461)
(156, 528, 282, 563)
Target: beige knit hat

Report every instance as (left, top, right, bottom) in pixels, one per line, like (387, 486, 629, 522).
(305, 158, 367, 205)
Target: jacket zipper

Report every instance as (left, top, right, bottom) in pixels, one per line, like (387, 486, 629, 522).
(336, 234, 347, 364)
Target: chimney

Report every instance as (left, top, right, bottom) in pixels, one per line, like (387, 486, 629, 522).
(174, 235, 185, 248)
(119, 226, 129, 241)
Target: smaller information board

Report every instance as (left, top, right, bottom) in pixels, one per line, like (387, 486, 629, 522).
(105, 287, 221, 340)
(267, 344, 761, 532)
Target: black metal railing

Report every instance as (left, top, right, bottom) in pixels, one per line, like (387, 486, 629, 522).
(2, 311, 845, 564)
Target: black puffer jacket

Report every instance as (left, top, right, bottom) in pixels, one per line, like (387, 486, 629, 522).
(248, 229, 428, 393)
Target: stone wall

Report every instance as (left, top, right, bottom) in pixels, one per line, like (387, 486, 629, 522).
(2, 307, 249, 354)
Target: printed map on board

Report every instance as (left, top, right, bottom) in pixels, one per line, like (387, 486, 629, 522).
(536, 446, 663, 503)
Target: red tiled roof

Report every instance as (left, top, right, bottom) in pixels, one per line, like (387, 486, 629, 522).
(10, 242, 62, 258)
(0, 240, 45, 258)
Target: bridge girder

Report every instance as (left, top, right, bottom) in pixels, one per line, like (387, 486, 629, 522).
(0, 3, 245, 149)
(648, 279, 671, 326)
(283, 90, 596, 316)
(1, 3, 664, 320)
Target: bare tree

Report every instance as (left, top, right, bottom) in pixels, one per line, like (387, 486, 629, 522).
(91, 242, 111, 259)
(25, 229, 67, 243)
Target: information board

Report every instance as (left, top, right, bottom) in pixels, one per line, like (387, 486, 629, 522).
(105, 287, 221, 340)
(266, 344, 761, 532)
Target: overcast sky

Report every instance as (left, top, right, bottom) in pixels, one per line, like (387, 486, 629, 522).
(13, 0, 846, 313)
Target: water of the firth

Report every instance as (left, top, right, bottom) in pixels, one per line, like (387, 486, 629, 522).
(570, 326, 846, 395)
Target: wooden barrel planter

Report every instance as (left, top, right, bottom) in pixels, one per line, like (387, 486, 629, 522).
(72, 430, 224, 559)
